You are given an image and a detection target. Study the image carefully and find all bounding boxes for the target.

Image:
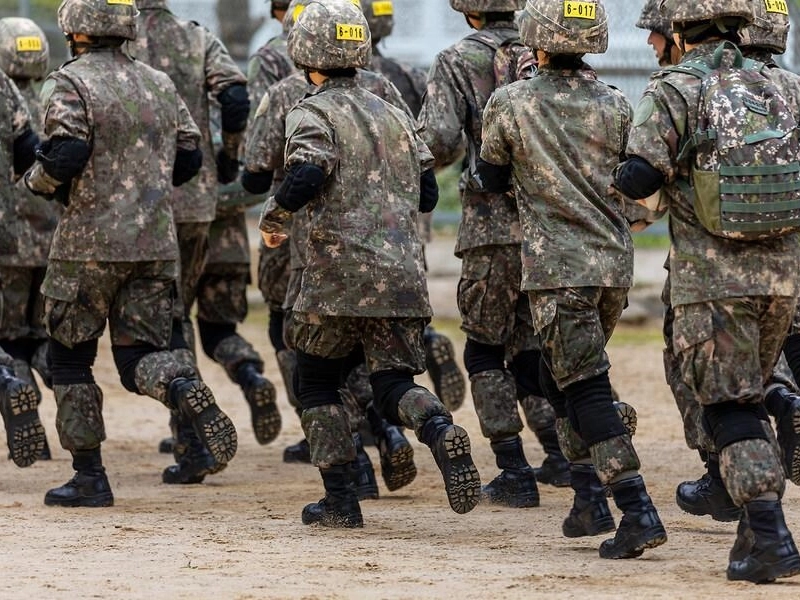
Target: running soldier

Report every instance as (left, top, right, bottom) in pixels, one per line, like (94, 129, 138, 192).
(0, 58, 45, 468)
(0, 17, 56, 460)
(24, 0, 236, 507)
(614, 0, 800, 581)
(258, 0, 480, 527)
(480, 0, 667, 558)
(418, 0, 570, 508)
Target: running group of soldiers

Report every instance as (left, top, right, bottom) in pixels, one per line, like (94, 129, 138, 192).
(1, 0, 800, 585)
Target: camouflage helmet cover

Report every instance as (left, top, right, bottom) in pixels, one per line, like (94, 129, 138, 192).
(635, 0, 672, 39)
(519, 0, 608, 55)
(360, 1, 394, 41)
(740, 0, 789, 54)
(450, 0, 526, 12)
(57, 0, 138, 41)
(668, 0, 753, 28)
(283, 0, 315, 34)
(287, 0, 372, 70)
(0, 17, 49, 80)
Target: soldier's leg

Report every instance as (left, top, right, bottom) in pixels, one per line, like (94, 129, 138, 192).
(458, 246, 538, 508)
(196, 262, 280, 445)
(0, 348, 45, 468)
(533, 287, 666, 559)
(366, 317, 481, 515)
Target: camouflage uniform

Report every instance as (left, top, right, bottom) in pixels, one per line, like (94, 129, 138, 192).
(417, 2, 567, 502)
(24, 0, 236, 507)
(0, 61, 46, 468)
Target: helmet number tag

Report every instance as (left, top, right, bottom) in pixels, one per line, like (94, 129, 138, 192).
(372, 1, 394, 16)
(16, 36, 43, 52)
(563, 1, 596, 20)
(764, 0, 789, 15)
(107, 0, 134, 4)
(336, 24, 365, 42)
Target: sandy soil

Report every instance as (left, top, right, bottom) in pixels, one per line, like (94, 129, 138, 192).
(1, 238, 799, 599)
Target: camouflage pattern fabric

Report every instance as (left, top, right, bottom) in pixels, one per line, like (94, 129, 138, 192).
(470, 369, 524, 439)
(30, 48, 200, 262)
(206, 210, 250, 265)
(0, 346, 13, 368)
(0, 266, 46, 340)
(196, 262, 250, 325)
(54, 382, 105, 451)
(292, 312, 427, 375)
(174, 221, 210, 322)
(258, 243, 291, 311)
(211, 334, 263, 381)
(480, 63, 633, 292)
(396, 385, 451, 439)
(370, 50, 426, 117)
(129, 0, 247, 224)
(720, 438, 785, 506)
(247, 34, 296, 120)
(519, 393, 556, 431)
(281, 77, 432, 317)
(133, 349, 198, 405)
(41, 260, 177, 348)
(555, 416, 590, 462)
(528, 287, 628, 389)
(417, 20, 523, 256)
(589, 434, 641, 485)
(301, 404, 356, 468)
(0, 69, 31, 257)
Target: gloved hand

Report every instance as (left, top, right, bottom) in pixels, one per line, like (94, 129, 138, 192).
(216, 149, 240, 184)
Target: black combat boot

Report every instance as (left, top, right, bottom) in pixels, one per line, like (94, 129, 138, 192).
(234, 361, 281, 445)
(162, 417, 226, 484)
(532, 426, 570, 487)
(599, 475, 667, 559)
(482, 436, 539, 508)
(765, 385, 800, 486)
(352, 433, 379, 500)
(283, 438, 311, 463)
(729, 511, 755, 564)
(562, 464, 616, 537)
(0, 365, 46, 467)
(302, 464, 363, 528)
(424, 329, 466, 412)
(420, 416, 481, 514)
(727, 500, 800, 582)
(367, 404, 416, 491)
(675, 453, 741, 522)
(44, 448, 114, 507)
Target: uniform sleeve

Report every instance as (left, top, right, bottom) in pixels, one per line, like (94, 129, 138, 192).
(479, 89, 513, 166)
(416, 54, 468, 168)
(41, 72, 90, 141)
(245, 85, 292, 173)
(380, 77, 414, 119)
(203, 29, 248, 96)
(284, 104, 337, 176)
(247, 52, 287, 121)
(175, 92, 201, 151)
(2, 73, 32, 141)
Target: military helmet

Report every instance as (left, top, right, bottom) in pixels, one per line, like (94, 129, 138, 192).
(450, 0, 525, 12)
(740, 0, 789, 54)
(669, 0, 753, 29)
(0, 17, 49, 80)
(519, 0, 608, 55)
(288, 0, 371, 70)
(635, 0, 672, 40)
(283, 0, 314, 35)
(57, 0, 138, 41)
(361, 1, 394, 42)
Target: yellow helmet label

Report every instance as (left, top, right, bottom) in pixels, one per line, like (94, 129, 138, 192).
(16, 36, 43, 52)
(764, 0, 789, 15)
(563, 1, 596, 20)
(107, 0, 134, 5)
(372, 1, 393, 16)
(292, 5, 305, 22)
(336, 23, 365, 41)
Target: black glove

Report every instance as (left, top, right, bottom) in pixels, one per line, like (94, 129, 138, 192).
(419, 169, 439, 213)
(613, 157, 665, 200)
(474, 158, 512, 193)
(216, 149, 240, 184)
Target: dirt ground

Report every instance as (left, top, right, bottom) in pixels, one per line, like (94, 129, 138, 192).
(2, 237, 799, 599)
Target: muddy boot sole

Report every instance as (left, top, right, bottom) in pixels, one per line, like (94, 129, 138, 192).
(778, 400, 800, 486)
(380, 441, 417, 492)
(426, 334, 466, 412)
(614, 401, 638, 437)
(245, 378, 281, 445)
(176, 380, 237, 466)
(2, 378, 46, 467)
(433, 425, 481, 514)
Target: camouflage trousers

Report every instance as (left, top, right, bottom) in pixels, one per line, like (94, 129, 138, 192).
(41, 260, 177, 348)
(196, 262, 250, 325)
(458, 245, 538, 353)
(528, 286, 628, 388)
(174, 221, 210, 322)
(258, 241, 291, 312)
(0, 265, 47, 341)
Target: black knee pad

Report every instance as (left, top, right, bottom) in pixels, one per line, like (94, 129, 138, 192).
(268, 309, 286, 352)
(0, 338, 38, 363)
(538, 357, 567, 418)
(564, 371, 627, 446)
(369, 369, 417, 424)
(49, 338, 98, 385)
(510, 349, 544, 398)
(295, 350, 345, 409)
(783, 333, 800, 383)
(463, 339, 505, 376)
(342, 344, 366, 382)
(197, 319, 236, 359)
(112, 343, 160, 393)
(703, 401, 769, 451)
(169, 318, 189, 351)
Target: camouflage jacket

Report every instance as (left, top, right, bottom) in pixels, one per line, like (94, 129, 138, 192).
(370, 47, 426, 118)
(247, 34, 296, 122)
(129, 1, 247, 224)
(30, 48, 201, 262)
(417, 21, 522, 255)
(2, 80, 62, 268)
(626, 43, 800, 306)
(0, 70, 31, 257)
(481, 63, 634, 290)
(281, 77, 433, 317)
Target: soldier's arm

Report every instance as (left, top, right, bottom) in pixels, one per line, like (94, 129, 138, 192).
(173, 92, 203, 187)
(242, 83, 295, 194)
(3, 73, 38, 179)
(476, 90, 513, 193)
(417, 54, 468, 168)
